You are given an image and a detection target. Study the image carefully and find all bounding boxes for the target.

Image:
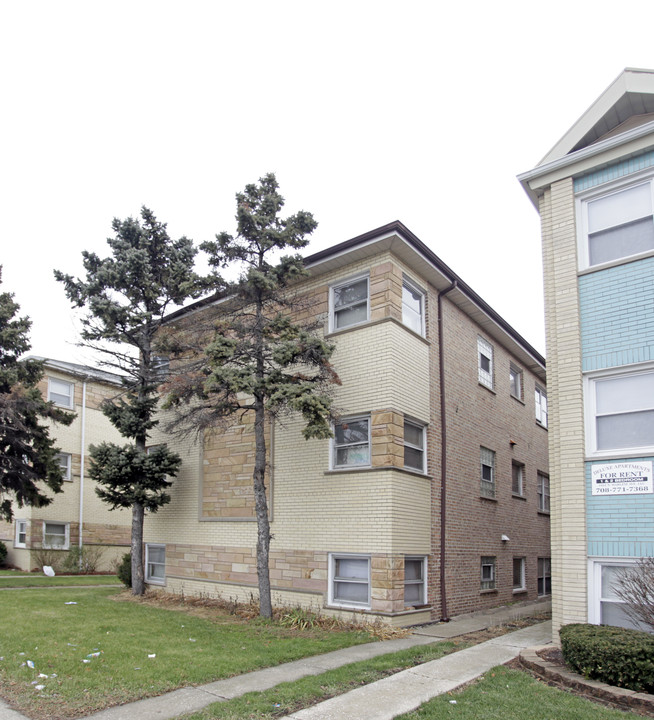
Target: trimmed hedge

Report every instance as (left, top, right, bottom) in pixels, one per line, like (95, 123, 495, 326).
(0, 540, 6, 566)
(560, 623, 654, 693)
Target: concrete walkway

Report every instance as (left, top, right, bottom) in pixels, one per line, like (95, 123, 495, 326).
(0, 600, 551, 720)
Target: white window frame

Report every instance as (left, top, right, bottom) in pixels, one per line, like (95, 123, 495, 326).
(403, 420, 426, 473)
(145, 543, 166, 584)
(56, 452, 72, 481)
(331, 415, 371, 469)
(585, 364, 654, 458)
(480, 447, 495, 499)
(48, 378, 74, 408)
(535, 386, 548, 428)
(480, 556, 496, 591)
(329, 274, 370, 333)
(43, 522, 69, 550)
(577, 174, 654, 271)
(588, 558, 646, 630)
(401, 278, 425, 336)
(328, 553, 371, 609)
(512, 462, 524, 497)
(404, 556, 427, 606)
(15, 519, 27, 548)
(537, 472, 550, 513)
(477, 337, 494, 389)
(512, 557, 526, 593)
(509, 364, 523, 400)
(538, 557, 551, 597)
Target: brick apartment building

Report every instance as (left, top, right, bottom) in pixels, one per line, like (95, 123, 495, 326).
(520, 68, 654, 635)
(142, 221, 551, 625)
(0, 358, 131, 571)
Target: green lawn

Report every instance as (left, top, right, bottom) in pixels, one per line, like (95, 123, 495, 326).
(0, 588, 373, 719)
(0, 573, 119, 587)
(396, 665, 642, 720)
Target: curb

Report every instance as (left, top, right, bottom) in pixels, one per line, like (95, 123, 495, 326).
(519, 646, 654, 716)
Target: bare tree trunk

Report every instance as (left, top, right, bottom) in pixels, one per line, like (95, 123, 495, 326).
(131, 500, 145, 595)
(253, 396, 272, 618)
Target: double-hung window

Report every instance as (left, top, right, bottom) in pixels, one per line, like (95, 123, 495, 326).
(538, 557, 551, 596)
(537, 472, 550, 513)
(477, 337, 493, 389)
(404, 556, 427, 606)
(581, 180, 654, 269)
(329, 554, 370, 608)
(535, 386, 548, 428)
(509, 364, 523, 400)
(15, 520, 27, 548)
(57, 453, 72, 481)
(145, 544, 166, 584)
(330, 276, 369, 331)
(43, 522, 69, 549)
(513, 557, 526, 592)
(48, 378, 74, 408)
(402, 279, 424, 335)
(480, 556, 496, 590)
(480, 447, 495, 498)
(512, 462, 524, 497)
(404, 420, 426, 472)
(586, 368, 654, 456)
(332, 416, 370, 468)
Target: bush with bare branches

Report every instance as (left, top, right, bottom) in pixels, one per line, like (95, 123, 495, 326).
(614, 557, 654, 631)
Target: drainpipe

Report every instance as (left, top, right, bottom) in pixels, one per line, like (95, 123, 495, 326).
(438, 281, 457, 622)
(78, 378, 88, 563)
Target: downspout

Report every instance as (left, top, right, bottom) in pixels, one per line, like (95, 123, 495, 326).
(438, 281, 457, 622)
(78, 378, 88, 562)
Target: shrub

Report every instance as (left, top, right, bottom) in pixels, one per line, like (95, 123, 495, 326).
(62, 545, 105, 574)
(32, 547, 66, 574)
(117, 552, 131, 588)
(560, 623, 654, 693)
(614, 557, 654, 631)
(0, 540, 7, 566)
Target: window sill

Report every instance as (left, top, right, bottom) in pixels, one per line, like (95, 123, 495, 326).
(478, 383, 496, 395)
(510, 395, 525, 405)
(535, 421, 548, 431)
(326, 316, 430, 345)
(512, 588, 528, 595)
(577, 247, 654, 277)
(325, 466, 431, 478)
(325, 602, 371, 612)
(480, 494, 497, 502)
(537, 510, 550, 517)
(512, 493, 527, 501)
(480, 588, 497, 595)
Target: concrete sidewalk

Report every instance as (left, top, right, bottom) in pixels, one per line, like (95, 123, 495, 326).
(0, 600, 550, 720)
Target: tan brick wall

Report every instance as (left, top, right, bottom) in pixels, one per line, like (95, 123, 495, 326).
(539, 179, 587, 634)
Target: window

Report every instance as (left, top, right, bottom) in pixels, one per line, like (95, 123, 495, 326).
(329, 554, 370, 608)
(480, 447, 495, 498)
(589, 560, 645, 630)
(537, 472, 550, 513)
(509, 364, 523, 400)
(332, 416, 370, 468)
(15, 520, 27, 548)
(43, 522, 69, 549)
(404, 420, 426, 472)
(581, 181, 654, 268)
(404, 556, 427, 606)
(48, 378, 73, 408)
(480, 556, 496, 590)
(151, 355, 170, 383)
(538, 557, 551, 597)
(330, 276, 369, 331)
(402, 279, 424, 335)
(512, 462, 524, 496)
(535, 386, 548, 428)
(513, 557, 526, 592)
(586, 368, 654, 456)
(56, 453, 72, 481)
(477, 337, 493, 389)
(145, 544, 165, 584)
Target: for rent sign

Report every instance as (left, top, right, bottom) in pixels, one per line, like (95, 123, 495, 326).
(591, 461, 653, 496)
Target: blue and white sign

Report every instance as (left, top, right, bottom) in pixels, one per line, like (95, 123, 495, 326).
(591, 461, 653, 496)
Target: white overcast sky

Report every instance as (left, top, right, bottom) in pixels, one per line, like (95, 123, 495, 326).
(2, 0, 654, 365)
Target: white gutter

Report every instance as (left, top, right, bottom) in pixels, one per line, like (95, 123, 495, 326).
(78, 378, 88, 559)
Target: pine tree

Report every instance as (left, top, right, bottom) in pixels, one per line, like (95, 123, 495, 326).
(165, 174, 338, 617)
(0, 268, 74, 520)
(55, 207, 208, 594)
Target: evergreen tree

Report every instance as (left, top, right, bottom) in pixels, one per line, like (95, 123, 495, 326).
(55, 207, 208, 595)
(165, 174, 338, 617)
(0, 268, 74, 520)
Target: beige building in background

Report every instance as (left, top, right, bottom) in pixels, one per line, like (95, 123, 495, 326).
(144, 222, 551, 625)
(0, 358, 131, 571)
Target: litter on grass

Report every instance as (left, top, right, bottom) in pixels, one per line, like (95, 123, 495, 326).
(449, 700, 457, 705)
(148, 654, 156, 659)
(35, 685, 45, 691)
(64, 602, 77, 605)
(82, 660, 90, 664)
(87, 652, 101, 658)
(26, 660, 34, 669)
(43, 566, 55, 577)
